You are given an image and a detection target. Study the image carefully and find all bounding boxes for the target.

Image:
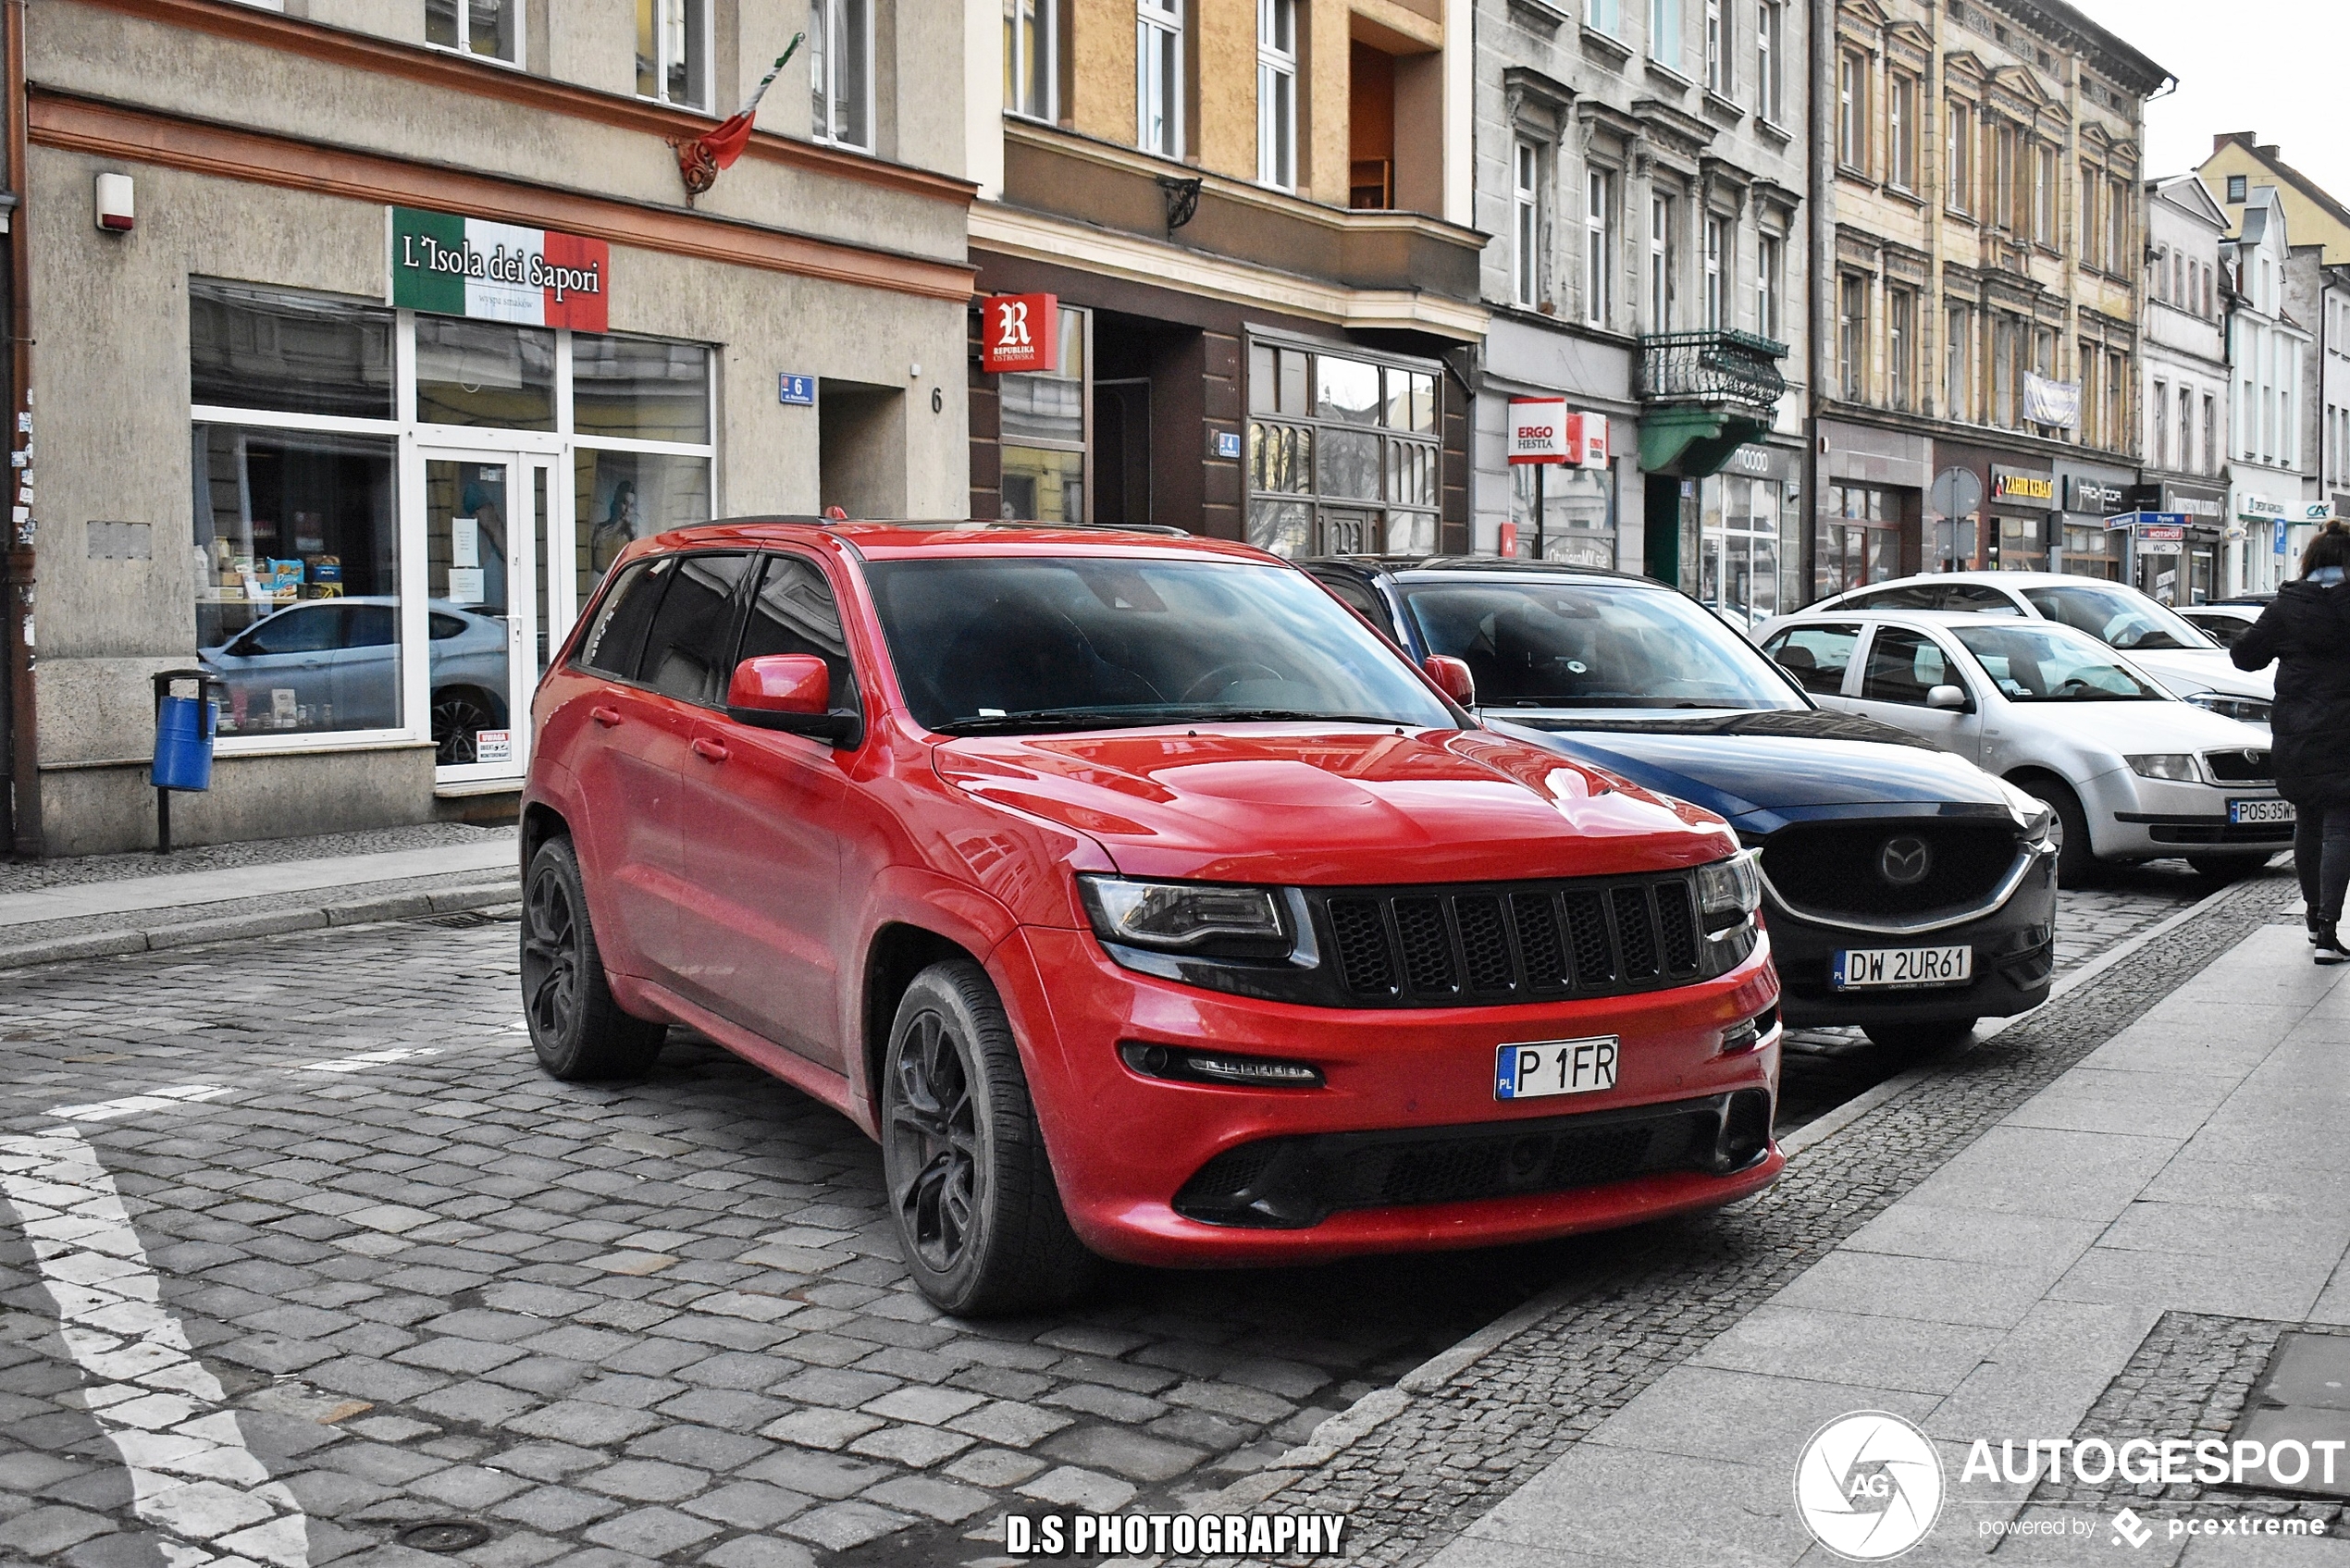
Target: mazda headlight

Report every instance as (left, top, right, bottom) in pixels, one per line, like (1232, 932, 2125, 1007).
(2126, 754, 2201, 783)
(1694, 852, 1762, 935)
(1993, 780, 2057, 846)
(1079, 876, 1295, 959)
(2186, 692, 2272, 726)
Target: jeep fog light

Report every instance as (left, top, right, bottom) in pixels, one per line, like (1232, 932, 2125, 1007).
(1121, 1043, 1324, 1088)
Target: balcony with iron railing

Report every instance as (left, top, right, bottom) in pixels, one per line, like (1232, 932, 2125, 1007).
(1632, 329, 1791, 476)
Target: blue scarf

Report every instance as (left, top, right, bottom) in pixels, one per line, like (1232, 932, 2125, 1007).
(2312, 566, 2345, 586)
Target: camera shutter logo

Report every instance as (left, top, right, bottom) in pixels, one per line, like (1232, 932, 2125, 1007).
(1794, 1411, 1945, 1561)
(1878, 835, 1933, 887)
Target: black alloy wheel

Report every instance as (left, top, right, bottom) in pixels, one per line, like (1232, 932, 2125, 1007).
(432, 687, 502, 766)
(880, 960, 1099, 1315)
(521, 837, 666, 1080)
(888, 1006, 982, 1275)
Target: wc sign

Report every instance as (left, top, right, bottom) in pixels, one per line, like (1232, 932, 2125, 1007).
(981, 292, 1058, 374)
(1508, 399, 1608, 468)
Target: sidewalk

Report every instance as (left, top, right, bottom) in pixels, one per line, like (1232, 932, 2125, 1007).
(1426, 913, 2350, 1567)
(0, 825, 521, 969)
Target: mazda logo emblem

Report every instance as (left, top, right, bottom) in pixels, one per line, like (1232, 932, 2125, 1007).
(1879, 836, 1932, 886)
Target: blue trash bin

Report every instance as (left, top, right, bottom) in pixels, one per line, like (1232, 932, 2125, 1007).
(152, 690, 217, 792)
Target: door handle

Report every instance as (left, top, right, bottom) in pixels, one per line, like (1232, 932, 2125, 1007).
(691, 737, 729, 763)
(591, 705, 622, 727)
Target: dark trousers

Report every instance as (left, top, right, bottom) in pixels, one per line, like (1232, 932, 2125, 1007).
(2295, 806, 2350, 923)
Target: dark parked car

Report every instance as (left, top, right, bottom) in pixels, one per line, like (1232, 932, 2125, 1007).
(1306, 557, 2060, 1050)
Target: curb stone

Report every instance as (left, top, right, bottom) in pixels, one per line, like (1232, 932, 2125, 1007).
(0, 877, 521, 971)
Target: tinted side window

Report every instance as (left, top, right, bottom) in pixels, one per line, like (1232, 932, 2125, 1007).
(576, 559, 664, 677)
(1860, 627, 1952, 706)
(2186, 613, 2247, 648)
(1940, 585, 2024, 614)
(1311, 572, 1398, 638)
(1764, 624, 1860, 695)
(738, 554, 859, 712)
(1844, 586, 1935, 611)
(347, 605, 398, 647)
(638, 552, 755, 705)
(241, 605, 344, 655)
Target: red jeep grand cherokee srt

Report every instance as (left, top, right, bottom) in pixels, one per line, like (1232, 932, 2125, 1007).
(520, 521, 1782, 1314)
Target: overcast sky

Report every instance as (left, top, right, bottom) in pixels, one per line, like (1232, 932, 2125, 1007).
(2065, 0, 2350, 194)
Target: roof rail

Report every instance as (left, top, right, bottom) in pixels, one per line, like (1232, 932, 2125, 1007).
(816, 518, 1194, 538)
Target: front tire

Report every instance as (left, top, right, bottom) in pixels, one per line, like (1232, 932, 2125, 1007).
(1862, 1017, 1978, 1053)
(881, 960, 1098, 1315)
(2018, 777, 2095, 889)
(522, 836, 667, 1080)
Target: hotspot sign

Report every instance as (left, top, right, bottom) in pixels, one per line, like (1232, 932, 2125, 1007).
(390, 207, 609, 331)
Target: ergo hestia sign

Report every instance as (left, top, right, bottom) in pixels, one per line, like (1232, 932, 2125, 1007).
(390, 207, 609, 331)
(1508, 399, 1609, 467)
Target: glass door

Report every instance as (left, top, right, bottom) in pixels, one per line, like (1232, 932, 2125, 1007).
(422, 450, 535, 781)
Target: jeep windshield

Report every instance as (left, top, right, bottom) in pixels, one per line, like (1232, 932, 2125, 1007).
(862, 557, 1458, 735)
(1398, 579, 1806, 711)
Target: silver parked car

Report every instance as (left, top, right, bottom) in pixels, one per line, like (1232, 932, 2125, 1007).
(1762, 609, 2288, 885)
(199, 596, 509, 764)
(1771, 571, 2272, 726)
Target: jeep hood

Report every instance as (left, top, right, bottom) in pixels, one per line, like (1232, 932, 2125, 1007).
(933, 725, 1737, 884)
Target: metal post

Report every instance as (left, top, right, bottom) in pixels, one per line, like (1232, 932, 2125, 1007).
(156, 783, 170, 856)
(1532, 463, 1546, 561)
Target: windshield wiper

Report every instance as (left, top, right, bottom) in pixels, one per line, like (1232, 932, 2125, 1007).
(931, 709, 1178, 735)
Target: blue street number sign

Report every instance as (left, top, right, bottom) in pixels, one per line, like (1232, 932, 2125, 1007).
(778, 374, 816, 406)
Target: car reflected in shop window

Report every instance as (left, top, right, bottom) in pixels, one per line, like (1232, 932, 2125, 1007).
(199, 596, 508, 761)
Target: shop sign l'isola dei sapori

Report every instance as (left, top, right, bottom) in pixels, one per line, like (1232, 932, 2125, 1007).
(389, 206, 610, 330)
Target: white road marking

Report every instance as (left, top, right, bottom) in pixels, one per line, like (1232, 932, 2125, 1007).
(48, 1086, 232, 1122)
(291, 1046, 439, 1074)
(0, 1128, 312, 1567)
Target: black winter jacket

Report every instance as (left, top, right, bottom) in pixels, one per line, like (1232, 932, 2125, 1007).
(2232, 577, 2350, 809)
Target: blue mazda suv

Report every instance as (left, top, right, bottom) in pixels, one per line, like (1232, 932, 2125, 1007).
(1307, 557, 2059, 1049)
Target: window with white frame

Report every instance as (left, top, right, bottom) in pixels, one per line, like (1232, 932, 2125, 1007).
(1948, 102, 1974, 215)
(2153, 378, 2169, 467)
(1837, 275, 1864, 399)
(1649, 192, 1675, 329)
(1589, 0, 1621, 34)
(1704, 0, 1725, 93)
(1006, 0, 1058, 121)
(1755, 1, 1781, 122)
(809, 0, 869, 147)
(1257, 0, 1298, 190)
(1514, 141, 1541, 308)
(2033, 144, 2056, 243)
(1586, 167, 1615, 327)
(1837, 53, 1865, 170)
(1702, 215, 1725, 328)
(1138, 0, 1183, 156)
(1887, 287, 1912, 409)
(1946, 304, 1973, 419)
(427, 0, 519, 63)
(635, 0, 708, 108)
(1888, 72, 1916, 191)
(2203, 391, 2216, 472)
(2183, 387, 2196, 474)
(1755, 233, 1781, 340)
(1650, 0, 1680, 73)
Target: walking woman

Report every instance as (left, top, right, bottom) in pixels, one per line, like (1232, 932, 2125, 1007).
(2233, 519, 2350, 963)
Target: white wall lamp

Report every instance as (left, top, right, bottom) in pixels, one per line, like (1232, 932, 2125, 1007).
(94, 172, 134, 233)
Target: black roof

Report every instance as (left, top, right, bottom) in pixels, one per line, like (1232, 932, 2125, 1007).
(1303, 555, 1664, 586)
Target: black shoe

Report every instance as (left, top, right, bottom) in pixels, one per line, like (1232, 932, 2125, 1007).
(2317, 921, 2349, 965)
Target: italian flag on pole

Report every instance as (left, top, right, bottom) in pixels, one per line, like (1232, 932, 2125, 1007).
(390, 207, 610, 331)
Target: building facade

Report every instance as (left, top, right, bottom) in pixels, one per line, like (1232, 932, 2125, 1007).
(960, 0, 1487, 558)
(1811, 0, 2166, 602)
(1466, 0, 1810, 620)
(2134, 172, 2230, 602)
(2220, 188, 2308, 596)
(3, 0, 976, 857)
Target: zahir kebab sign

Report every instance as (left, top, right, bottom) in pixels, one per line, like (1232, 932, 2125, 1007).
(390, 206, 609, 331)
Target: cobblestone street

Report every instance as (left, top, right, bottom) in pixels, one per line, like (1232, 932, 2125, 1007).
(0, 861, 2256, 1567)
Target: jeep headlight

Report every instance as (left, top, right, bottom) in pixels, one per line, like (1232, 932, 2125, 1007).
(1078, 876, 1296, 958)
(2126, 754, 2201, 783)
(1694, 852, 1762, 935)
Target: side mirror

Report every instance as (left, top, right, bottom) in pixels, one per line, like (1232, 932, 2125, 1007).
(726, 654, 861, 745)
(1926, 685, 1971, 711)
(1423, 654, 1476, 708)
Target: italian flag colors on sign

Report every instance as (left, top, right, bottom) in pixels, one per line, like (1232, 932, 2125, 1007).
(390, 207, 609, 331)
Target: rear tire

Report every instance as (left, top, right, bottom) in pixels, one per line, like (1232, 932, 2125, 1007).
(2017, 777, 2095, 889)
(1862, 1017, 1978, 1053)
(881, 960, 1099, 1316)
(522, 836, 667, 1080)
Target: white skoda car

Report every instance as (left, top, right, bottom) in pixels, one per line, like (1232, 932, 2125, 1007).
(1769, 571, 2271, 727)
(1761, 609, 2286, 885)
